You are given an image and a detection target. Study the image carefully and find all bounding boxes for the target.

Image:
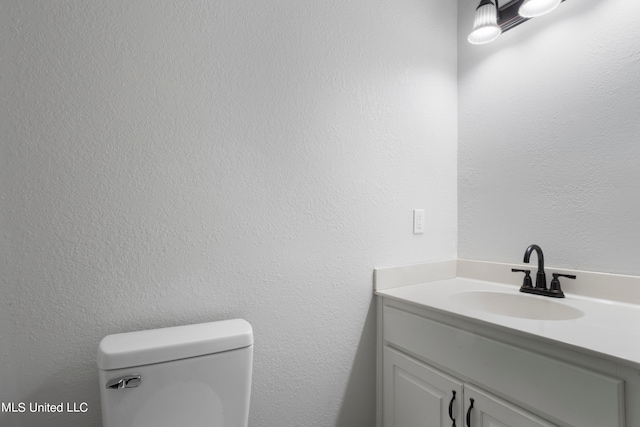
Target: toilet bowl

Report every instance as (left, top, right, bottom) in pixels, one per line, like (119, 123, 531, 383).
(97, 319, 253, 427)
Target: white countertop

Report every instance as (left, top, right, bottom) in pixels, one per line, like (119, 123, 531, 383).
(377, 277, 640, 369)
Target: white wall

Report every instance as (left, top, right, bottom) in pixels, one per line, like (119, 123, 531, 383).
(1, 1, 458, 426)
(458, 0, 640, 275)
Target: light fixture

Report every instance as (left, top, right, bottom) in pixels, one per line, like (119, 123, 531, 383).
(468, 0, 502, 45)
(468, 0, 566, 45)
(518, 0, 561, 18)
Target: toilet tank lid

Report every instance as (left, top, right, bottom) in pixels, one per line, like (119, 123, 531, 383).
(97, 319, 253, 370)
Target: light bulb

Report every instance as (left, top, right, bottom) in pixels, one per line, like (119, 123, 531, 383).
(518, 0, 561, 18)
(468, 0, 502, 45)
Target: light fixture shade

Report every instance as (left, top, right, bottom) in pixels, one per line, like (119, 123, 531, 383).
(468, 0, 502, 45)
(518, 0, 561, 18)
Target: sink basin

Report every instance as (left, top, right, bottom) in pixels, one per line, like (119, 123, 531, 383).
(450, 291, 584, 320)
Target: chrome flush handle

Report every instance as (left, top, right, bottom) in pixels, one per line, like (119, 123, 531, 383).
(106, 375, 141, 390)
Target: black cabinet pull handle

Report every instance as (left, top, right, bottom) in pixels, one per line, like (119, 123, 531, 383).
(448, 390, 457, 427)
(466, 398, 474, 427)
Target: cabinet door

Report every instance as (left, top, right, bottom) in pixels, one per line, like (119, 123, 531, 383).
(463, 384, 557, 427)
(383, 346, 463, 427)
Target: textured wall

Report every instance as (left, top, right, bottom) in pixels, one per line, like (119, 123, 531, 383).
(1, 1, 458, 426)
(458, 0, 640, 275)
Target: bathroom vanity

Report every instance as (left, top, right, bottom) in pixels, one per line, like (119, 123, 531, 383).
(374, 260, 640, 427)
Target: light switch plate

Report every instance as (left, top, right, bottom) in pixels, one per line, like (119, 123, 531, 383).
(413, 209, 425, 234)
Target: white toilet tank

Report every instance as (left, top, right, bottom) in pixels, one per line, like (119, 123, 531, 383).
(97, 319, 253, 427)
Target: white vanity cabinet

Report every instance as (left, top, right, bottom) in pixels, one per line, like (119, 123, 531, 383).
(463, 384, 556, 427)
(377, 298, 626, 427)
(384, 346, 556, 427)
(384, 346, 463, 427)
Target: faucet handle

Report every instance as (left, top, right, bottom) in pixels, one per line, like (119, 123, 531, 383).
(549, 273, 576, 297)
(553, 273, 576, 279)
(511, 268, 533, 289)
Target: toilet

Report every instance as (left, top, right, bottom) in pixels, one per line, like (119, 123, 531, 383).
(97, 319, 253, 427)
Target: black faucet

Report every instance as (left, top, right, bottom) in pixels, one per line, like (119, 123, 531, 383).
(523, 244, 546, 290)
(511, 244, 576, 298)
